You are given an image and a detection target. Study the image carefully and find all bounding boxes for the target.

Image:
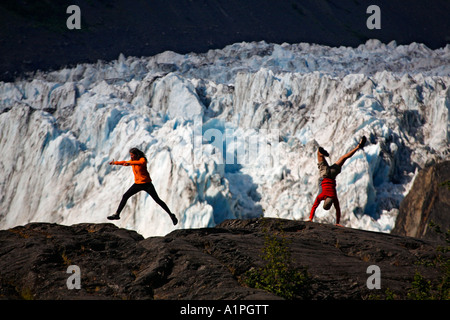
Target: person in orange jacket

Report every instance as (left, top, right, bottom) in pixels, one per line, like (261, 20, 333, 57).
(107, 148, 178, 225)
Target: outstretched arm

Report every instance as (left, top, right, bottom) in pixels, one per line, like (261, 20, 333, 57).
(309, 196, 322, 221)
(333, 197, 341, 225)
(123, 157, 146, 165)
(109, 160, 130, 166)
(109, 157, 146, 166)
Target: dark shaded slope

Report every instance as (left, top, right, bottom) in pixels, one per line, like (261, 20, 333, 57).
(1, 0, 449, 81)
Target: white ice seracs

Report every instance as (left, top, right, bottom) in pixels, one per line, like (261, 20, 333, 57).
(0, 40, 449, 237)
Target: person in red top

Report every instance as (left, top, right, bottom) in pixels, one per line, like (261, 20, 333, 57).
(309, 136, 366, 226)
(107, 148, 178, 225)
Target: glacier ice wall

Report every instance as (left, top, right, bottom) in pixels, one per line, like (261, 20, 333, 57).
(1, 40, 449, 237)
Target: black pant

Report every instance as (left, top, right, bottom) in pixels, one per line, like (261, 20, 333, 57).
(116, 182, 172, 216)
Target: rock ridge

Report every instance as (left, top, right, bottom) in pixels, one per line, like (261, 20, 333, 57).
(0, 218, 447, 300)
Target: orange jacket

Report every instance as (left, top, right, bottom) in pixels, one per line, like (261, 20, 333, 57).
(113, 157, 152, 184)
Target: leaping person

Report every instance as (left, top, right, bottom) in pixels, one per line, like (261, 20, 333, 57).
(308, 136, 367, 226)
(107, 147, 178, 225)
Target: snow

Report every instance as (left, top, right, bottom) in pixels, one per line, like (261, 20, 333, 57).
(0, 40, 449, 237)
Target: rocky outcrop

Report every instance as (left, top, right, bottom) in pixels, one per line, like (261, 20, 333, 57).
(392, 161, 450, 241)
(0, 218, 447, 300)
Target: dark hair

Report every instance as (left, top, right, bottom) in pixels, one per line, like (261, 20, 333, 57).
(129, 148, 147, 161)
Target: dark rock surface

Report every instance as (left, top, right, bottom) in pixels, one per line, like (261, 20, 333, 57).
(0, 218, 447, 300)
(392, 161, 450, 241)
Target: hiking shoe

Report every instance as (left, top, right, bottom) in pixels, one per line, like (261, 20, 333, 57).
(358, 136, 367, 149)
(169, 213, 178, 226)
(107, 214, 120, 220)
(318, 147, 329, 157)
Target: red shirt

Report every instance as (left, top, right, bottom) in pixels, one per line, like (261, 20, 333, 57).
(309, 177, 341, 221)
(319, 178, 337, 198)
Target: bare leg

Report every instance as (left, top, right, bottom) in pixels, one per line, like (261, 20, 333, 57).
(335, 137, 366, 167)
(335, 145, 359, 167)
(145, 183, 178, 225)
